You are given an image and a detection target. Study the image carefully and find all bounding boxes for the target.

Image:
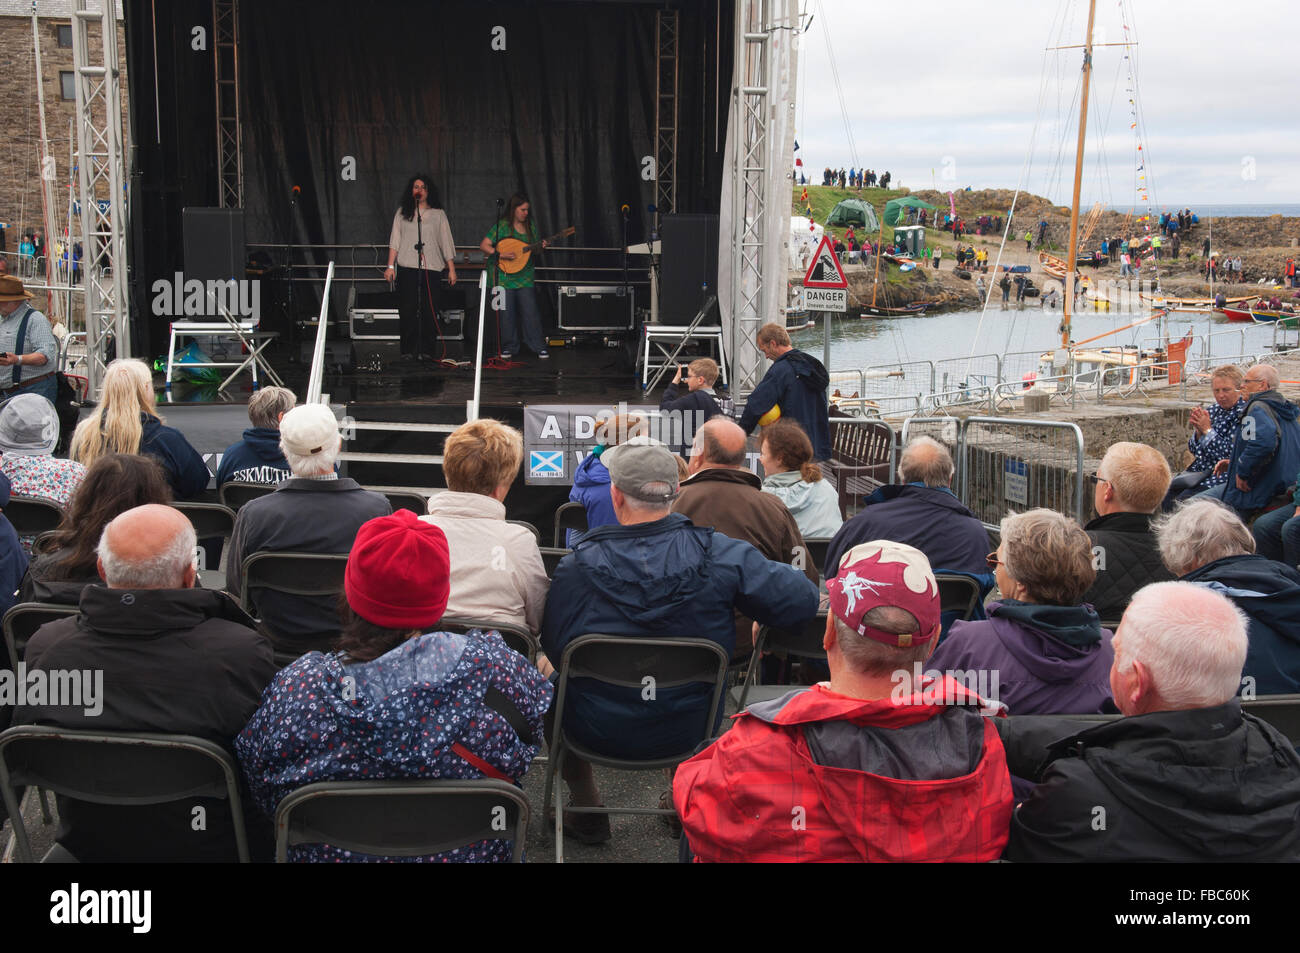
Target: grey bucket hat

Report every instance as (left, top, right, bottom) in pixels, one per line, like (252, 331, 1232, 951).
(0, 393, 59, 456)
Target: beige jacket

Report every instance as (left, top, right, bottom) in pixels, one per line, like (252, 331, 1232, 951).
(421, 491, 548, 635)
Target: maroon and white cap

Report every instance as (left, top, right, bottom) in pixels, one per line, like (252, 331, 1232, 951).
(825, 540, 941, 647)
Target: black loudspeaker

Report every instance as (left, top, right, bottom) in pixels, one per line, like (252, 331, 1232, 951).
(182, 207, 245, 281)
(660, 213, 719, 323)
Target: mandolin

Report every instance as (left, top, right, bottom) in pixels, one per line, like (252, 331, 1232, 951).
(494, 226, 575, 275)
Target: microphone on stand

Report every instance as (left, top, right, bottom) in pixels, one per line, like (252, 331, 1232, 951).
(290, 185, 301, 206)
(621, 204, 630, 220)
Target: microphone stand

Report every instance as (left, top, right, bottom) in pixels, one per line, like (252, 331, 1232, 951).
(286, 188, 299, 358)
(412, 203, 426, 358)
(620, 207, 630, 299)
(489, 197, 503, 357)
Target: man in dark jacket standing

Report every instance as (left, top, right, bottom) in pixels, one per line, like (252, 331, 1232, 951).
(13, 504, 277, 861)
(824, 436, 990, 586)
(1207, 364, 1300, 517)
(215, 385, 296, 488)
(1082, 442, 1175, 622)
(540, 437, 819, 843)
(226, 403, 390, 652)
(998, 582, 1300, 861)
(738, 324, 831, 461)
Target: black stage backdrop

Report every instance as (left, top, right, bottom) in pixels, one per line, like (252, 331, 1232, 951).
(125, 0, 732, 355)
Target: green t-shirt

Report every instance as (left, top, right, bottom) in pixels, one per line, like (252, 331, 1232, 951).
(484, 219, 538, 289)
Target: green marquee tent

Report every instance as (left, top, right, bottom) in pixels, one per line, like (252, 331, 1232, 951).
(884, 195, 938, 226)
(824, 198, 880, 231)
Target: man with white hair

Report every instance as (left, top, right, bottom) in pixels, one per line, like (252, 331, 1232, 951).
(1206, 363, 1300, 517)
(674, 540, 1013, 862)
(226, 403, 390, 651)
(1080, 441, 1175, 621)
(1154, 498, 1300, 695)
(14, 504, 276, 861)
(823, 435, 990, 588)
(998, 581, 1300, 861)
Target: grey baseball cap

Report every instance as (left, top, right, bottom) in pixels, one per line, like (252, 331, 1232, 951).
(0, 394, 59, 456)
(601, 436, 679, 503)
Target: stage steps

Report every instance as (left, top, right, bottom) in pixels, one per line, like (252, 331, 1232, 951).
(335, 404, 467, 490)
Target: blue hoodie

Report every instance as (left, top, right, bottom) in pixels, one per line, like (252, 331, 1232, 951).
(1224, 390, 1300, 512)
(140, 413, 210, 500)
(216, 427, 292, 488)
(567, 452, 615, 548)
(1183, 553, 1300, 695)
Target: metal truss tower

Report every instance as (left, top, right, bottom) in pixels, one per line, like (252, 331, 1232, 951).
(654, 9, 679, 216)
(214, 0, 244, 208)
(71, 0, 131, 396)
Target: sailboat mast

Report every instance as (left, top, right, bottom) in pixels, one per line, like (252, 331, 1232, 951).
(871, 215, 883, 308)
(1062, 0, 1098, 348)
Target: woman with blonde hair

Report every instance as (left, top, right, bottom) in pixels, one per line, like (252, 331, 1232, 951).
(70, 358, 209, 499)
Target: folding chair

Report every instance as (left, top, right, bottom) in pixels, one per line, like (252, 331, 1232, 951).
(438, 616, 538, 663)
(1244, 693, 1300, 747)
(274, 778, 530, 863)
(553, 501, 588, 547)
(733, 612, 829, 709)
(240, 552, 349, 652)
(538, 546, 571, 579)
(542, 634, 729, 863)
(172, 501, 238, 589)
(0, 725, 251, 863)
(383, 491, 428, 516)
(4, 495, 63, 538)
(936, 574, 983, 623)
(507, 519, 542, 543)
(3, 602, 79, 670)
(218, 480, 277, 512)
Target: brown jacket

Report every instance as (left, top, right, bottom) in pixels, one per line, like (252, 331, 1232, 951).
(673, 467, 820, 651)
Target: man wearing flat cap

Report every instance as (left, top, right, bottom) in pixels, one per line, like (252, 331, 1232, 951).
(0, 275, 59, 402)
(673, 539, 1014, 862)
(540, 436, 819, 845)
(226, 403, 390, 653)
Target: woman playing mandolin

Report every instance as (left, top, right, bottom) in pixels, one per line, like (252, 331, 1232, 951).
(480, 193, 550, 360)
(384, 173, 457, 360)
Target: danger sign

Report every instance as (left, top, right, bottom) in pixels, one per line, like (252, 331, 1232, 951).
(803, 234, 848, 289)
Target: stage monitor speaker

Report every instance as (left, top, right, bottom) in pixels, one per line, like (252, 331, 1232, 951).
(183, 207, 245, 282)
(659, 213, 719, 324)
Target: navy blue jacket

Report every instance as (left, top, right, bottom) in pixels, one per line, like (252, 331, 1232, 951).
(1183, 553, 1300, 695)
(659, 384, 724, 422)
(141, 413, 210, 500)
(541, 512, 819, 759)
(216, 427, 291, 487)
(1223, 390, 1300, 512)
(824, 484, 991, 582)
(738, 349, 832, 460)
(0, 513, 28, 624)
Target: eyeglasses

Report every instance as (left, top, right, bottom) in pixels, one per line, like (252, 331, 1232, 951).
(986, 551, 1004, 569)
(1087, 474, 1111, 487)
(1243, 377, 1266, 389)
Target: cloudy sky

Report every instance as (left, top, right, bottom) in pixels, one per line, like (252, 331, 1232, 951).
(792, 0, 1297, 207)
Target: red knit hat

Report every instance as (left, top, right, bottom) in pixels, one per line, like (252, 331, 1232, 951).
(345, 510, 451, 630)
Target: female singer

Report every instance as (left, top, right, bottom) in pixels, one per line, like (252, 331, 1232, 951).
(384, 174, 457, 359)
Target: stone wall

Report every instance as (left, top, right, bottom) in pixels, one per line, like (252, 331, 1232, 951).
(0, 13, 129, 258)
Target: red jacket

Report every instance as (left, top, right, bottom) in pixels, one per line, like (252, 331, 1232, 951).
(673, 678, 1013, 862)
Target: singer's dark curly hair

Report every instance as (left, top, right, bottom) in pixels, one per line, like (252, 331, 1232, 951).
(399, 173, 443, 220)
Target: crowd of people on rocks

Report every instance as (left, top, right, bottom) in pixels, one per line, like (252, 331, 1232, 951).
(2, 326, 1300, 864)
(822, 167, 889, 190)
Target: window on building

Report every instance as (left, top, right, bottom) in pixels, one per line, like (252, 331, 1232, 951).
(60, 71, 75, 101)
(57, 24, 72, 48)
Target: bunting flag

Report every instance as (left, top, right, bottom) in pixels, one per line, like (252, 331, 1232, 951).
(794, 139, 800, 152)
(795, 157, 803, 167)
(801, 187, 808, 203)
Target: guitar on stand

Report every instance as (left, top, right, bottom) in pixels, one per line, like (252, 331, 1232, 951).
(494, 226, 576, 273)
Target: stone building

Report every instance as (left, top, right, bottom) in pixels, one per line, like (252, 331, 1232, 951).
(0, 0, 127, 265)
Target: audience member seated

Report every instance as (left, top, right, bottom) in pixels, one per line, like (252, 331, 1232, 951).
(1164, 364, 1244, 506)
(1081, 442, 1175, 621)
(674, 418, 819, 650)
(1252, 466, 1300, 568)
(237, 510, 551, 862)
(215, 385, 296, 488)
(421, 419, 547, 635)
(540, 437, 819, 844)
(758, 418, 843, 539)
(998, 582, 1300, 861)
(0, 393, 85, 551)
(567, 413, 647, 547)
(20, 453, 172, 605)
(1155, 498, 1300, 694)
(13, 504, 276, 861)
(1204, 363, 1300, 519)
(0, 509, 24, 623)
(928, 509, 1113, 714)
(823, 436, 992, 592)
(226, 404, 390, 652)
(69, 358, 210, 500)
(674, 540, 1013, 862)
